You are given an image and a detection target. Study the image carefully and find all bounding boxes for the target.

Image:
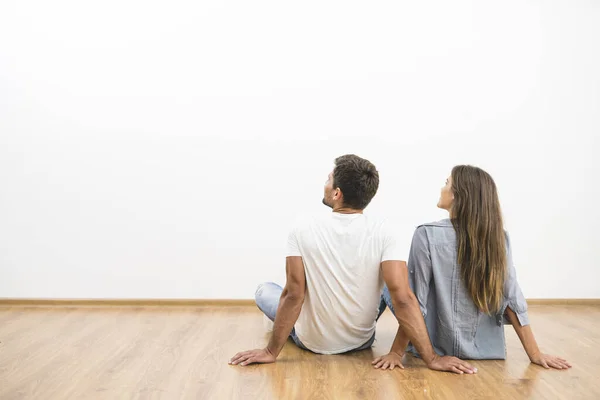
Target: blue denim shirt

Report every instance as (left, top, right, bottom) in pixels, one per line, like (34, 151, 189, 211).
(407, 219, 529, 360)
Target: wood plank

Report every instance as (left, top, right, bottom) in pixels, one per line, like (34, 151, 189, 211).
(1, 298, 598, 307)
(0, 305, 598, 399)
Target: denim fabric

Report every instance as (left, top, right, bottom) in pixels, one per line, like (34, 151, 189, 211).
(255, 282, 376, 353)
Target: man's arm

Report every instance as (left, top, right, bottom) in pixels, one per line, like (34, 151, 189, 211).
(380, 260, 476, 374)
(390, 328, 410, 356)
(266, 256, 306, 357)
(229, 256, 306, 366)
(372, 325, 410, 370)
(374, 228, 433, 370)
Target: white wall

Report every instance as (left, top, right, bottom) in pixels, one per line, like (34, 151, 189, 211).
(1, 1, 599, 299)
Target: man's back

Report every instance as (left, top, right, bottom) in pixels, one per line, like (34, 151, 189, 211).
(287, 212, 402, 354)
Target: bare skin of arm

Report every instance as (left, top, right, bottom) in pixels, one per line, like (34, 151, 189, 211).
(372, 325, 410, 370)
(229, 256, 305, 366)
(505, 306, 571, 370)
(375, 260, 477, 374)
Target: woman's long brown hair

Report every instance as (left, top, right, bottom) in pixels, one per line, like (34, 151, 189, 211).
(451, 165, 506, 314)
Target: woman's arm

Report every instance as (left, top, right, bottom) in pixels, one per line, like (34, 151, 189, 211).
(502, 233, 570, 369)
(505, 306, 571, 370)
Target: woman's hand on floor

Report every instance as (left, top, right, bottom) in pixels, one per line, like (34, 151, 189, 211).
(229, 348, 276, 366)
(530, 353, 572, 370)
(372, 351, 405, 370)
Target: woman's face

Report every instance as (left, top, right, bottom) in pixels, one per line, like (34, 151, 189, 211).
(437, 175, 454, 211)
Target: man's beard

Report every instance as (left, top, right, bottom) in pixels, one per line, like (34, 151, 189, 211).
(322, 197, 333, 209)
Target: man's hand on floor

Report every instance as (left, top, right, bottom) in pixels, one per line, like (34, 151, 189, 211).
(372, 351, 405, 370)
(229, 348, 276, 366)
(427, 355, 477, 374)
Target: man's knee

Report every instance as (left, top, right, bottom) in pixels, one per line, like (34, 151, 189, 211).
(255, 283, 265, 301)
(255, 282, 274, 307)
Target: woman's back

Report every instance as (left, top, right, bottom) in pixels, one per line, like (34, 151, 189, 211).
(407, 219, 529, 360)
(389, 165, 570, 369)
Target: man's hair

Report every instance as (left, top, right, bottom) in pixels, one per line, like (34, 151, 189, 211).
(333, 154, 379, 209)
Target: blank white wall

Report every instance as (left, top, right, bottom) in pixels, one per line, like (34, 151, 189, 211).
(1, 1, 599, 299)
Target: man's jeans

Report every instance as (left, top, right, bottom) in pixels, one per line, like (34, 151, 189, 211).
(254, 282, 384, 353)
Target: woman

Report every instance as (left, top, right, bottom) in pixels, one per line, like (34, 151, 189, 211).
(374, 165, 571, 370)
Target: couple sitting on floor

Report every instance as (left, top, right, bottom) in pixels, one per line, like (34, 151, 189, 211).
(229, 154, 571, 374)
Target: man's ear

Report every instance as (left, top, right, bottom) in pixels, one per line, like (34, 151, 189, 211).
(333, 188, 342, 201)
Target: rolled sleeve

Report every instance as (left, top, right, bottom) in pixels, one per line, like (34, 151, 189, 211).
(500, 232, 530, 326)
(408, 226, 433, 318)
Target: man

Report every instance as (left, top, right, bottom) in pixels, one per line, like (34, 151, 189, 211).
(229, 154, 476, 374)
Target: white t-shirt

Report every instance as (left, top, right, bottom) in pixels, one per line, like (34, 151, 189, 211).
(286, 212, 405, 354)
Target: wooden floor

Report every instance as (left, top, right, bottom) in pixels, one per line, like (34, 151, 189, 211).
(0, 305, 598, 400)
